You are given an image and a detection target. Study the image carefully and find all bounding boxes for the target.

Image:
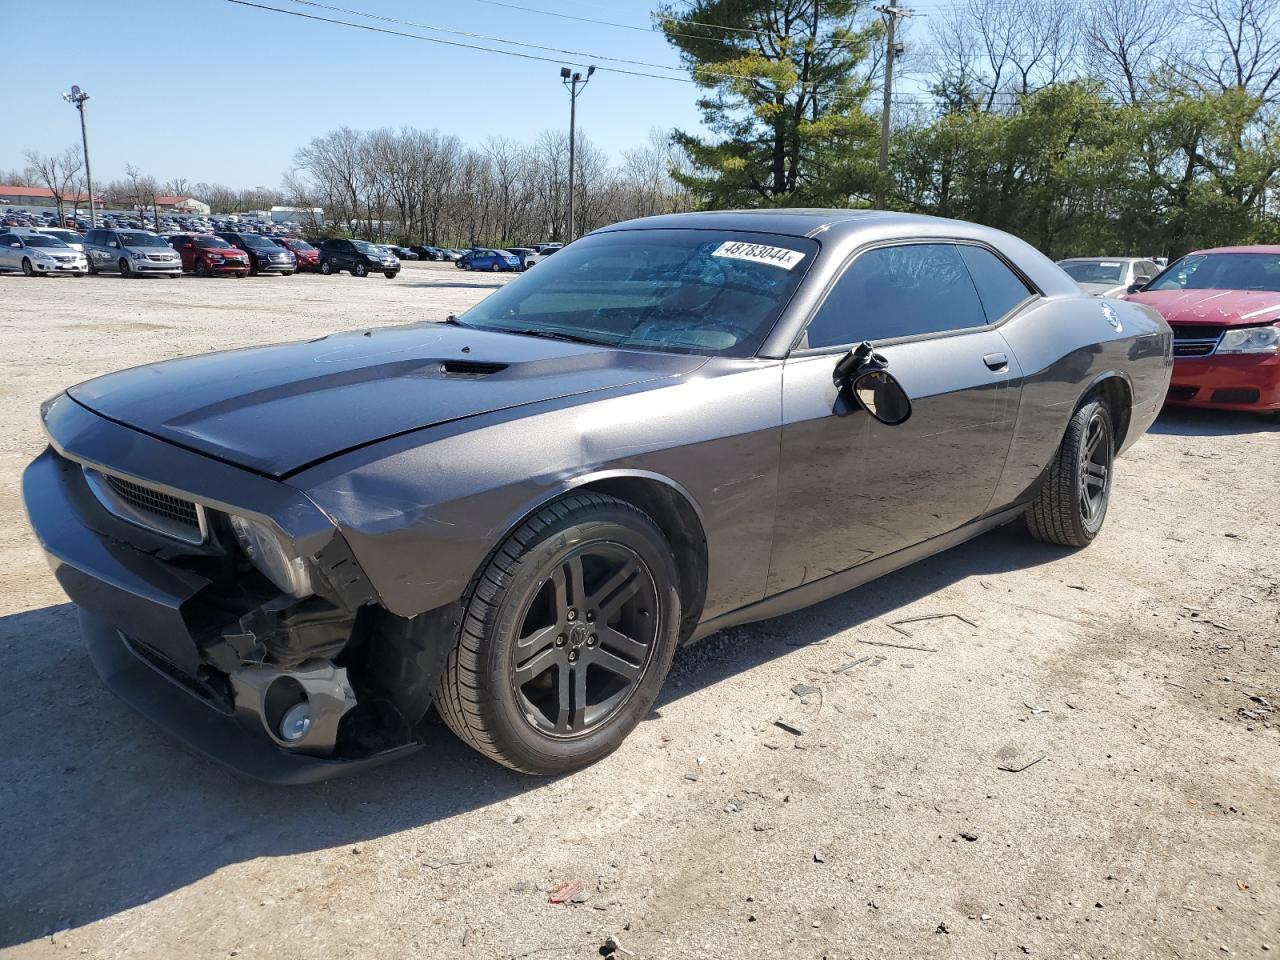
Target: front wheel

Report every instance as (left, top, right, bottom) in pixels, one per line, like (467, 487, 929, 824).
(320, 260, 333, 275)
(1025, 398, 1115, 547)
(118, 258, 132, 277)
(384, 270, 397, 279)
(195, 260, 209, 278)
(21, 258, 34, 277)
(436, 492, 682, 775)
(353, 262, 368, 277)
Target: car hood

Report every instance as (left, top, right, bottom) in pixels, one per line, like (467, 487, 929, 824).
(202, 246, 248, 257)
(1124, 288, 1280, 327)
(67, 323, 706, 477)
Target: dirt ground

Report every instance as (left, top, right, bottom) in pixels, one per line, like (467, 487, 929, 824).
(0, 262, 1276, 960)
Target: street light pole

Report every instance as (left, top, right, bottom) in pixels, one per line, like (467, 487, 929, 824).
(560, 64, 595, 241)
(62, 85, 95, 227)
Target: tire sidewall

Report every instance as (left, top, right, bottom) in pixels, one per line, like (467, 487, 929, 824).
(1073, 400, 1114, 538)
(470, 506, 681, 774)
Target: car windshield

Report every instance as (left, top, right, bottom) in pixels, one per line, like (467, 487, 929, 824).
(196, 237, 234, 248)
(117, 232, 168, 247)
(1147, 252, 1280, 292)
(22, 234, 69, 248)
(286, 239, 314, 251)
(457, 229, 819, 357)
(1060, 260, 1125, 283)
(352, 241, 388, 254)
(240, 234, 278, 249)
(46, 230, 79, 242)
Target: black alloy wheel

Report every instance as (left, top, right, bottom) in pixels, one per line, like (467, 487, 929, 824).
(510, 542, 660, 738)
(1025, 398, 1115, 547)
(118, 258, 132, 277)
(435, 492, 682, 774)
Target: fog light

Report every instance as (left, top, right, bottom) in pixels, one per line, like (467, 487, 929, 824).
(279, 701, 312, 742)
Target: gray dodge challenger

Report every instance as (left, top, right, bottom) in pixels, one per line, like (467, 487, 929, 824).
(23, 210, 1173, 781)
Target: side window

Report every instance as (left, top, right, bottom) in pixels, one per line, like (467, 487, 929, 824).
(804, 243, 987, 348)
(957, 245, 1034, 322)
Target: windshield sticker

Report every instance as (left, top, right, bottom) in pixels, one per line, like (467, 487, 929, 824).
(1099, 261, 1121, 267)
(712, 241, 806, 270)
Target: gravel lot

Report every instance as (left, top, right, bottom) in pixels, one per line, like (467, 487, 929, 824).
(0, 262, 1276, 960)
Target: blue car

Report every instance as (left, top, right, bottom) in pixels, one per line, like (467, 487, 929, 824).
(462, 248, 521, 272)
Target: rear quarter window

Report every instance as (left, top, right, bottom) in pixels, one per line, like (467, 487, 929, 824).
(957, 245, 1035, 322)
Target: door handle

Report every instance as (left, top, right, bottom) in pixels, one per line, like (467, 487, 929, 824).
(983, 352, 1009, 371)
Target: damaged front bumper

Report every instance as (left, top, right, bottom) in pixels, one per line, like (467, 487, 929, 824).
(22, 396, 424, 783)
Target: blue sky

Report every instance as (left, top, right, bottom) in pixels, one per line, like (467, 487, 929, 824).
(2, 0, 932, 189)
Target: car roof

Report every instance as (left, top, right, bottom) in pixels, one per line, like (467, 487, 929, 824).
(1190, 244, 1280, 256)
(596, 208, 1078, 299)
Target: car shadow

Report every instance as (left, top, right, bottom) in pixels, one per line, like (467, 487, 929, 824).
(1149, 406, 1276, 436)
(0, 524, 1063, 946)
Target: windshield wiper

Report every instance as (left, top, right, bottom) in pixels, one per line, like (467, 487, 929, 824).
(491, 326, 610, 346)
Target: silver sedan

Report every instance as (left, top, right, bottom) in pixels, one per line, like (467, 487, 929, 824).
(0, 231, 87, 277)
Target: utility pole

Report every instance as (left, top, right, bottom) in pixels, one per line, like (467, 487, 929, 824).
(559, 64, 595, 241)
(62, 85, 95, 226)
(875, 1, 908, 209)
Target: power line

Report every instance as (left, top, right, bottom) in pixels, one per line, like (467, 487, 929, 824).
(221, 0, 887, 103)
(281, 0, 686, 72)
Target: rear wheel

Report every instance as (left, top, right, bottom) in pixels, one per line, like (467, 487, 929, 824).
(1025, 398, 1115, 547)
(436, 493, 682, 775)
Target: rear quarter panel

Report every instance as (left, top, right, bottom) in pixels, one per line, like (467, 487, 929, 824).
(991, 296, 1171, 509)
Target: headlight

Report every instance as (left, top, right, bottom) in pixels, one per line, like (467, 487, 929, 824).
(208, 255, 225, 262)
(131, 251, 148, 260)
(1217, 324, 1280, 354)
(228, 514, 314, 598)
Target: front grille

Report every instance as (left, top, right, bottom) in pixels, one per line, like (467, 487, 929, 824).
(1170, 324, 1223, 358)
(84, 468, 206, 544)
(1168, 386, 1199, 401)
(1210, 388, 1260, 404)
(147, 254, 176, 263)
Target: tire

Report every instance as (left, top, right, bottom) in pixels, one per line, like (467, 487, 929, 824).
(1025, 398, 1115, 548)
(436, 492, 682, 775)
(21, 258, 34, 277)
(87, 259, 97, 275)
(195, 260, 209, 278)
(384, 270, 397, 279)
(354, 262, 368, 277)
(282, 271, 294, 277)
(320, 259, 333, 276)
(489, 262, 498, 272)
(118, 258, 132, 278)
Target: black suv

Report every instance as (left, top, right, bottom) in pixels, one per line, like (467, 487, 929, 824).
(319, 239, 401, 278)
(214, 232, 297, 276)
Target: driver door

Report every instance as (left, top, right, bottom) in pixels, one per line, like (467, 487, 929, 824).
(766, 241, 1028, 594)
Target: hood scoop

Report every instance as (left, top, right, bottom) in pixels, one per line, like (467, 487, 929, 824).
(439, 359, 508, 377)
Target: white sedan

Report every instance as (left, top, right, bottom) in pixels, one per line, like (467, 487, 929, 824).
(0, 231, 88, 277)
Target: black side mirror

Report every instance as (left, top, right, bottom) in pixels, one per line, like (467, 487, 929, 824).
(1126, 281, 1145, 294)
(853, 370, 912, 425)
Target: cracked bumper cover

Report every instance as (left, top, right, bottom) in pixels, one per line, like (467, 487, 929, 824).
(22, 398, 421, 783)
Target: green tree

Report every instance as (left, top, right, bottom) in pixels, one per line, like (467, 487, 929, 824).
(659, 0, 881, 207)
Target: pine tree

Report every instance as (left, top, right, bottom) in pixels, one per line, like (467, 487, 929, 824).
(659, 0, 882, 208)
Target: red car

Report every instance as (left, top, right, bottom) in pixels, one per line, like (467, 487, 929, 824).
(1125, 245, 1280, 416)
(273, 237, 320, 271)
(167, 234, 250, 278)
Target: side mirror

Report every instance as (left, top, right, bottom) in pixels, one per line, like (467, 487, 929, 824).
(1133, 275, 1151, 285)
(852, 370, 912, 425)
(1126, 282, 1144, 294)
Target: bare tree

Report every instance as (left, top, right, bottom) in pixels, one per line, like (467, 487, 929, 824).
(23, 147, 84, 223)
(1084, 0, 1181, 103)
(1178, 0, 1280, 101)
